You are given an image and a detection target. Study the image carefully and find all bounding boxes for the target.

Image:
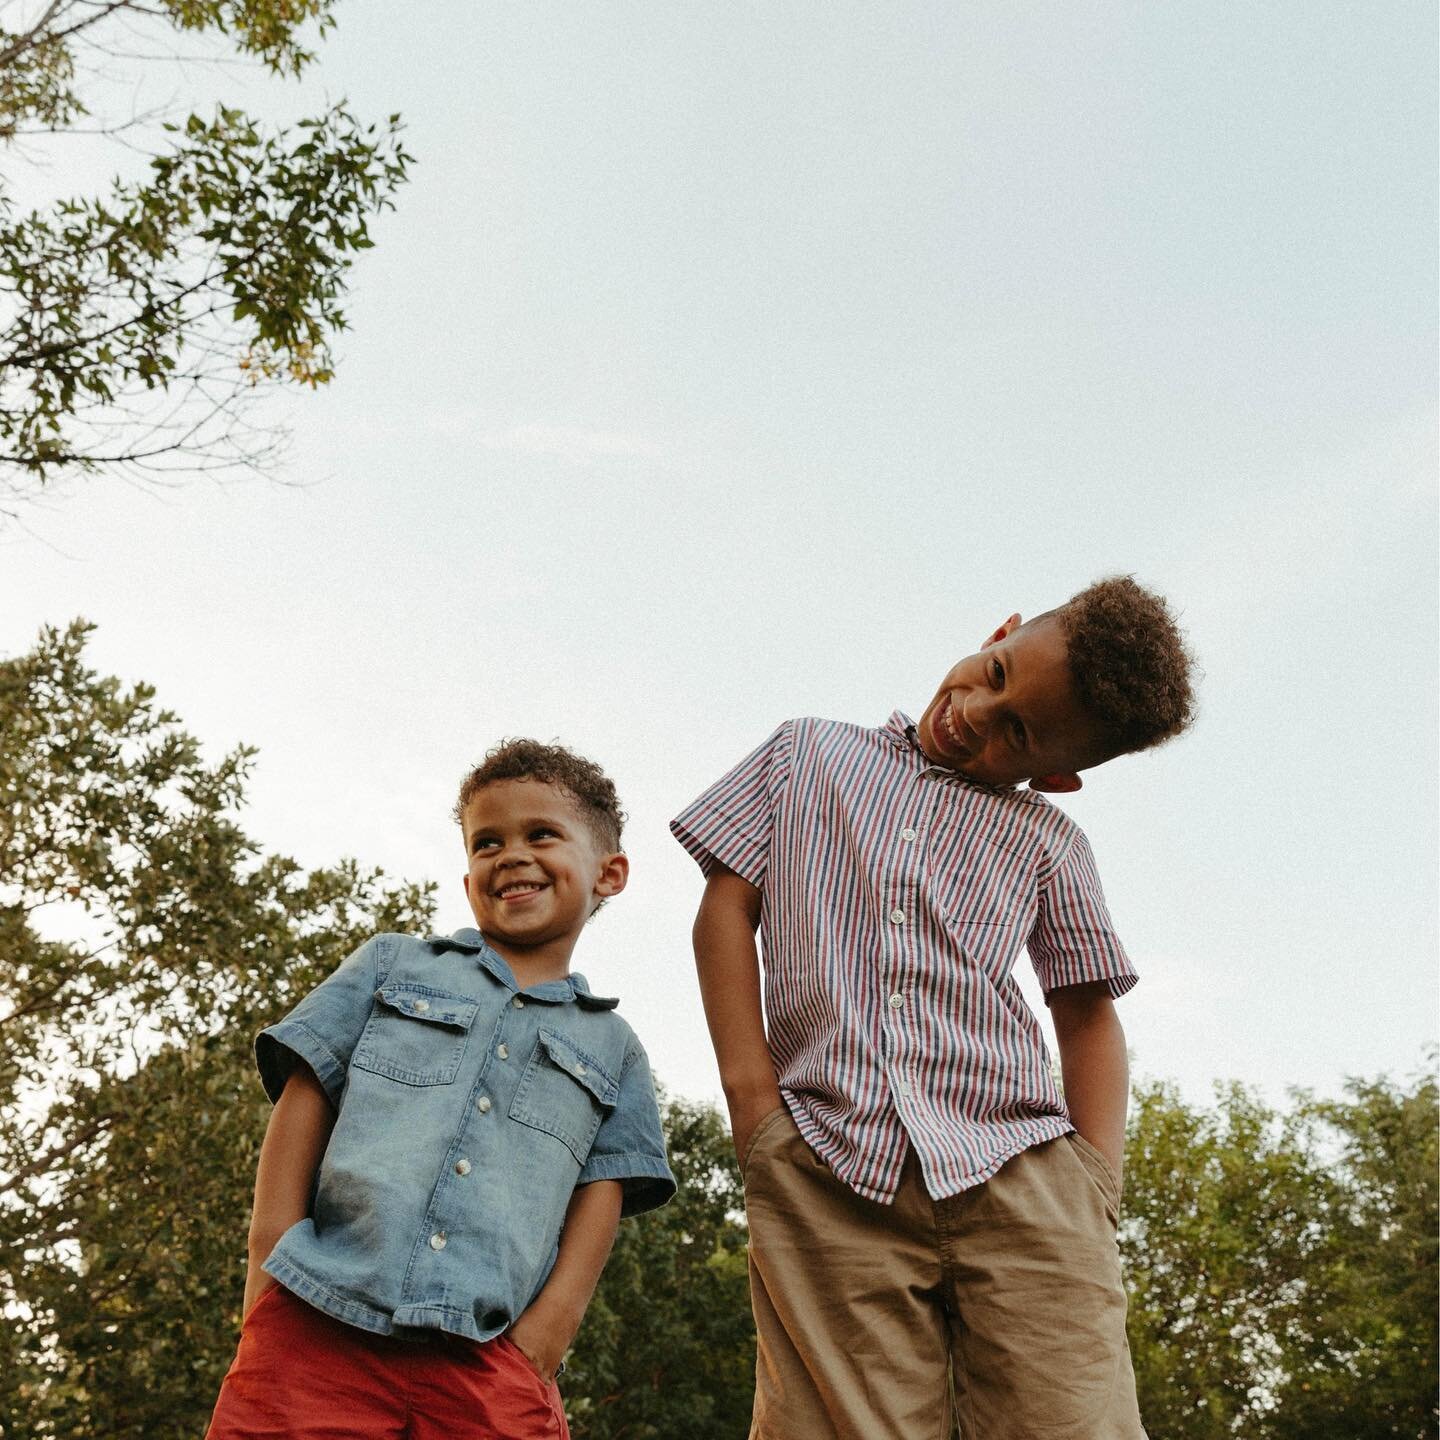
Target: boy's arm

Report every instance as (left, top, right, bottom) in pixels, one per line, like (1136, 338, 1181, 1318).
(243, 1064, 336, 1318)
(509, 1178, 624, 1381)
(1049, 980, 1129, 1181)
(693, 865, 784, 1164)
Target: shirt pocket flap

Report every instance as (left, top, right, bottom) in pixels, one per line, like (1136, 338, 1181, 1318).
(353, 985, 480, 1087)
(375, 985, 479, 1030)
(536, 1028, 619, 1106)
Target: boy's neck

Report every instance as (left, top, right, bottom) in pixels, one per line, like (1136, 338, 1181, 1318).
(485, 936, 575, 991)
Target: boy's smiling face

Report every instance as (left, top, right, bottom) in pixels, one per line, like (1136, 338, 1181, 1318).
(917, 613, 1108, 791)
(461, 778, 627, 978)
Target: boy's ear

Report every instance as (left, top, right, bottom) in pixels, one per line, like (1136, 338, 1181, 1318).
(1028, 771, 1083, 794)
(980, 613, 1022, 650)
(594, 850, 629, 900)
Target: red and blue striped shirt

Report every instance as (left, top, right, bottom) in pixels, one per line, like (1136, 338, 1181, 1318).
(671, 711, 1137, 1204)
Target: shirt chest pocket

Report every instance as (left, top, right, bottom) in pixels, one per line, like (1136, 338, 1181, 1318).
(927, 834, 1038, 980)
(509, 1028, 619, 1164)
(927, 826, 1038, 931)
(351, 985, 480, 1087)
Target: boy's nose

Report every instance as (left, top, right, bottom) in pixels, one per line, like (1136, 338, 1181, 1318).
(963, 691, 994, 736)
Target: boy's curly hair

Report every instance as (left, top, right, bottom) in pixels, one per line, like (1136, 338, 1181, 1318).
(453, 739, 625, 851)
(1050, 576, 1198, 758)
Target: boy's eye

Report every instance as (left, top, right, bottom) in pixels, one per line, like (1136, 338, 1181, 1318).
(989, 657, 1005, 688)
(530, 826, 559, 841)
(473, 837, 498, 852)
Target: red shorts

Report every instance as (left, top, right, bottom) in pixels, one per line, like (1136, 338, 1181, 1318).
(205, 1284, 570, 1440)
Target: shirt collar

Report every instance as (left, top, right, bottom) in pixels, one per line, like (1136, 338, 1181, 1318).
(426, 929, 621, 1009)
(880, 709, 1038, 800)
(882, 710, 926, 755)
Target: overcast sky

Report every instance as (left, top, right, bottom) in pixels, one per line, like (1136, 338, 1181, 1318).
(4, 2, 1436, 1112)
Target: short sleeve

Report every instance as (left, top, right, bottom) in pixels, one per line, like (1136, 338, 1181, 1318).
(1027, 831, 1138, 999)
(578, 1040, 676, 1218)
(669, 722, 793, 888)
(255, 936, 384, 1106)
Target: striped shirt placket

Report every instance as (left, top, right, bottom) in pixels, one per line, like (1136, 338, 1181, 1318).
(883, 766, 937, 1110)
(881, 773, 913, 1124)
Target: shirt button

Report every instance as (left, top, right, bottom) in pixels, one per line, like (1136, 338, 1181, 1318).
(429, 1232, 446, 1251)
(476, 1096, 492, 1114)
(890, 908, 906, 925)
(512, 996, 525, 1009)
(413, 999, 430, 1013)
(575, 1063, 587, 1077)
(900, 827, 917, 842)
(898, 1079, 912, 1096)
(455, 1158, 471, 1176)
(496, 1044, 509, 1060)
(888, 992, 905, 1009)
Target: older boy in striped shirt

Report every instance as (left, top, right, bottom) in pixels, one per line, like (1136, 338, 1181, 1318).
(671, 576, 1196, 1440)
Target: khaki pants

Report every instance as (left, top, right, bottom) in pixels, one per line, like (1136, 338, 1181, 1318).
(742, 1109, 1146, 1440)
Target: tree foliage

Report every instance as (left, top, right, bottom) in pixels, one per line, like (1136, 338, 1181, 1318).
(1281, 1076, 1440, 1439)
(0, 624, 1434, 1438)
(568, 1096, 754, 1440)
(0, 1, 410, 509)
(0, 620, 436, 1437)
(1124, 1074, 1438, 1440)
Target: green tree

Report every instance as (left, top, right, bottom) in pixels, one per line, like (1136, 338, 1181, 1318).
(0, 1, 409, 511)
(1267, 1070, 1439, 1440)
(0, 621, 435, 1437)
(1122, 1073, 1439, 1440)
(1122, 1080, 1339, 1437)
(567, 1096, 755, 1440)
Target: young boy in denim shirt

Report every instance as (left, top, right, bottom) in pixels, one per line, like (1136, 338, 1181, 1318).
(672, 576, 1197, 1440)
(208, 740, 674, 1440)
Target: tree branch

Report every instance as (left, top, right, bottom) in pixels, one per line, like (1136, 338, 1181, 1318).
(0, 1115, 112, 1197)
(0, 0, 131, 69)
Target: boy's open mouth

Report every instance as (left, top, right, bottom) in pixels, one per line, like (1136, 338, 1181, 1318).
(939, 697, 972, 756)
(494, 881, 546, 901)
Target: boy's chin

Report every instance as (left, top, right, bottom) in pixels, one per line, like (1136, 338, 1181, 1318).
(915, 721, 956, 771)
(940, 757, 1021, 789)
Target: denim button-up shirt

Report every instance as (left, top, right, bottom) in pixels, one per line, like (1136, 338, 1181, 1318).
(255, 929, 675, 1341)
